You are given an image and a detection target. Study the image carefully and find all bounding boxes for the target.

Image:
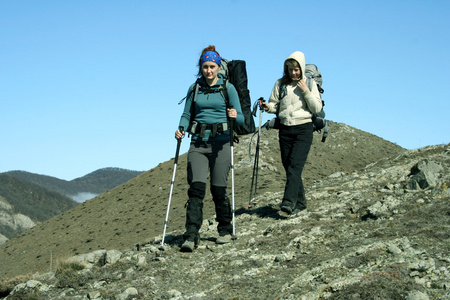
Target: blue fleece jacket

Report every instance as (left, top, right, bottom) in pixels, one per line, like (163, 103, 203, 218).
(179, 74, 244, 142)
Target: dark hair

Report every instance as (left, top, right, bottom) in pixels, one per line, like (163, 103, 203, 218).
(197, 45, 221, 76)
(280, 58, 300, 85)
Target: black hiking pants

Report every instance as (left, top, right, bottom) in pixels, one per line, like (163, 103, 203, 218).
(279, 122, 313, 211)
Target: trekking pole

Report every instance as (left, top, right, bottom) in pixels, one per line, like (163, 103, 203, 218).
(160, 127, 183, 250)
(248, 98, 264, 208)
(248, 133, 259, 208)
(228, 107, 237, 240)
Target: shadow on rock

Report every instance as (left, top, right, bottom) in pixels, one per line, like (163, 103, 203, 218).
(236, 204, 287, 220)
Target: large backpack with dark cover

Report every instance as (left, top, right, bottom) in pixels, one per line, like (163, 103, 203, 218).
(219, 59, 255, 136)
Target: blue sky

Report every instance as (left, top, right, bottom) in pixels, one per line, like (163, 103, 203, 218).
(1, 0, 449, 181)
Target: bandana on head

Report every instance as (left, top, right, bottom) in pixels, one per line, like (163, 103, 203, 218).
(201, 51, 221, 66)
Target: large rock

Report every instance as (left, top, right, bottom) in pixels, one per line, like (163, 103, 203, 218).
(406, 159, 444, 190)
(0, 233, 8, 245)
(0, 196, 36, 238)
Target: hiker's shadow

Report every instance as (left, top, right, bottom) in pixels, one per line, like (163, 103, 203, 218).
(157, 234, 218, 249)
(156, 234, 184, 249)
(236, 204, 287, 220)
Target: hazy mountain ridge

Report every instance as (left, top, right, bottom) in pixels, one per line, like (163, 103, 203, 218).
(5, 167, 144, 197)
(71, 168, 145, 194)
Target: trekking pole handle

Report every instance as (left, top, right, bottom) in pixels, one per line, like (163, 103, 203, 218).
(258, 97, 266, 111)
(227, 106, 235, 147)
(174, 126, 184, 164)
(175, 126, 185, 140)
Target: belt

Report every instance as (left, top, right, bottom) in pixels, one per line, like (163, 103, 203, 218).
(189, 121, 229, 138)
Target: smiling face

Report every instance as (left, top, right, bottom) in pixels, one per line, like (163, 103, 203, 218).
(284, 58, 303, 82)
(202, 61, 220, 80)
(287, 62, 302, 81)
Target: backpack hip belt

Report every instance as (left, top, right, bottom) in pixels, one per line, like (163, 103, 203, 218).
(188, 121, 229, 138)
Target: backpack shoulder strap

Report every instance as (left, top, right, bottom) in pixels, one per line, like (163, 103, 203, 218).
(184, 82, 200, 126)
(278, 82, 287, 99)
(306, 77, 312, 91)
(192, 82, 200, 103)
(220, 79, 230, 108)
(277, 82, 287, 116)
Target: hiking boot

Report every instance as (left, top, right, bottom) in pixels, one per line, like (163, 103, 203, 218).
(180, 240, 196, 252)
(280, 205, 293, 215)
(292, 205, 306, 215)
(216, 234, 232, 244)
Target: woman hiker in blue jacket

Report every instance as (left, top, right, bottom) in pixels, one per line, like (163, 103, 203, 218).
(175, 45, 244, 252)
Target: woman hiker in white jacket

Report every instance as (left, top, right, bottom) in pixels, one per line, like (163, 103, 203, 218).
(260, 51, 322, 215)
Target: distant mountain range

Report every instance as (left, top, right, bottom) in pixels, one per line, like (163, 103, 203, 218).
(0, 167, 144, 242)
(4, 167, 144, 201)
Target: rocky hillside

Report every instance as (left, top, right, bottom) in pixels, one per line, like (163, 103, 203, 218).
(2, 122, 448, 299)
(0, 195, 35, 245)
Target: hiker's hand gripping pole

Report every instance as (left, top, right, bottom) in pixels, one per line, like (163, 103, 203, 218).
(175, 126, 185, 140)
(258, 97, 269, 112)
(160, 126, 184, 250)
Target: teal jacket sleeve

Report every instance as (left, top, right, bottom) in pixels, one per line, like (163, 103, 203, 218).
(178, 83, 195, 131)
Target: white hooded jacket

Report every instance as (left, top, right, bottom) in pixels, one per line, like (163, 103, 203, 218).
(266, 51, 323, 126)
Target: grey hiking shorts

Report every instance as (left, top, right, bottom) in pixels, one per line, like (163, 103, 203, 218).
(187, 140, 231, 187)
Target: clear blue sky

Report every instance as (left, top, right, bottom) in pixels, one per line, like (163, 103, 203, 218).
(1, 0, 449, 181)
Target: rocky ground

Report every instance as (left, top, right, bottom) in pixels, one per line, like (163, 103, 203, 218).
(0, 123, 448, 299)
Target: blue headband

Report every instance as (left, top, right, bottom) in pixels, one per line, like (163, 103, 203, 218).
(201, 51, 221, 66)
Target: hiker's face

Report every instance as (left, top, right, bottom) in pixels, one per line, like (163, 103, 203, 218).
(202, 61, 220, 80)
(288, 65, 302, 80)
